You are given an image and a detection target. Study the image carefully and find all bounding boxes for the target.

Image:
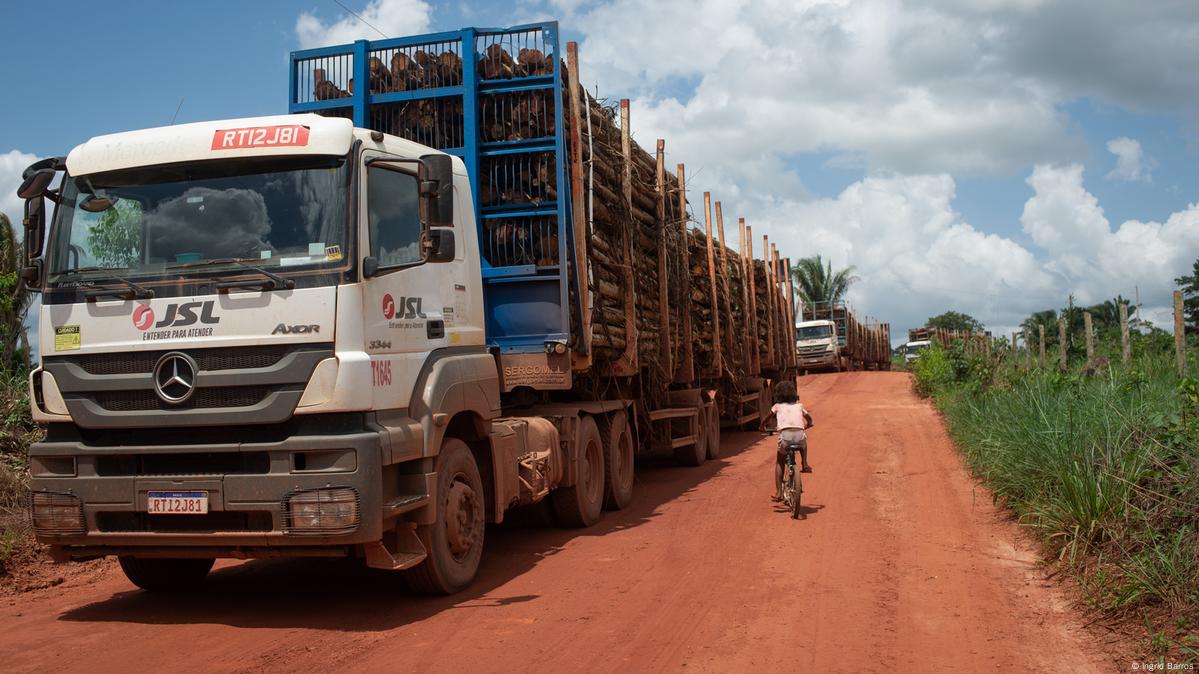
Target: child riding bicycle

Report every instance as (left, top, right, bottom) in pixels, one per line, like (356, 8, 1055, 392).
(765, 380, 813, 502)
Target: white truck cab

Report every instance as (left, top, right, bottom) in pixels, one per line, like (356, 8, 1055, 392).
(18, 114, 602, 594)
(795, 319, 841, 372)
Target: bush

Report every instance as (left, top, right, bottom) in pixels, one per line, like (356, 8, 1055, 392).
(0, 371, 35, 575)
(914, 339, 1199, 653)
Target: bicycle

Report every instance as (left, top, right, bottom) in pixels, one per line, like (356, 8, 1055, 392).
(781, 442, 804, 519)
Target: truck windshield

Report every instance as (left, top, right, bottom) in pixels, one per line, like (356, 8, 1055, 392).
(798, 325, 832, 339)
(47, 155, 350, 285)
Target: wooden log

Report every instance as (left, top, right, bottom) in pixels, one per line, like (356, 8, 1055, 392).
(1058, 318, 1067, 371)
(703, 192, 722, 377)
(1176, 290, 1187, 376)
(566, 42, 591, 368)
(614, 98, 638, 376)
(675, 164, 694, 383)
(656, 139, 672, 376)
(1084, 312, 1094, 370)
(1120, 303, 1131, 366)
(1038, 324, 1046, 369)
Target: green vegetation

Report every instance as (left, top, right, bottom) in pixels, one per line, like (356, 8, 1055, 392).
(0, 215, 35, 575)
(925, 310, 983, 333)
(911, 329, 1199, 656)
(789, 255, 859, 312)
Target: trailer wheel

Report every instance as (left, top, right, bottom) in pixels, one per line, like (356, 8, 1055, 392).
(600, 411, 635, 511)
(704, 403, 721, 460)
(674, 404, 707, 467)
(118, 557, 214, 592)
(404, 438, 486, 595)
(552, 416, 606, 527)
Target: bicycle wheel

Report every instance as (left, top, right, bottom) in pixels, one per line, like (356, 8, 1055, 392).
(790, 471, 802, 519)
(782, 466, 795, 509)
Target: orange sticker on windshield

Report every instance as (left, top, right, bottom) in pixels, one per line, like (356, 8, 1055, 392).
(211, 125, 310, 150)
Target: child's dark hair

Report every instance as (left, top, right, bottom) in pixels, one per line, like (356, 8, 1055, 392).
(773, 380, 798, 404)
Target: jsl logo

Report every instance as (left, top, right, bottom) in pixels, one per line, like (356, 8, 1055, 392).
(133, 301, 221, 331)
(382, 294, 423, 320)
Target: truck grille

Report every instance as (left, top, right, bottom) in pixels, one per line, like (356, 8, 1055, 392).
(95, 452, 271, 477)
(44, 344, 333, 428)
(798, 345, 827, 355)
(97, 512, 273, 533)
(90, 386, 279, 412)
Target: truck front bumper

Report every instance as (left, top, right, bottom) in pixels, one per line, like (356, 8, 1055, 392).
(798, 353, 838, 368)
(28, 420, 393, 560)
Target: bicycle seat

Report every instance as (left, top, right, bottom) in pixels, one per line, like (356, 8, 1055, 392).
(783, 442, 804, 451)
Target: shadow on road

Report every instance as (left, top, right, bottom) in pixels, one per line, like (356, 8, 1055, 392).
(58, 430, 767, 632)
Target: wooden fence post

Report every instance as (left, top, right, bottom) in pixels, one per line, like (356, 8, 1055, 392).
(1058, 318, 1067, 371)
(1176, 290, 1187, 377)
(1039, 325, 1046, 369)
(1084, 312, 1094, 370)
(1119, 302, 1131, 366)
(1023, 330, 1031, 369)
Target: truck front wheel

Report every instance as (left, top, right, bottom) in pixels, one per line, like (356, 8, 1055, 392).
(552, 416, 606, 527)
(118, 556, 214, 592)
(404, 438, 486, 595)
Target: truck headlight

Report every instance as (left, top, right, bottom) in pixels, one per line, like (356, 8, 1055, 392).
(30, 492, 85, 535)
(284, 487, 359, 534)
(825, 344, 833, 352)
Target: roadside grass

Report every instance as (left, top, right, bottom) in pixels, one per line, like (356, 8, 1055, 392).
(0, 372, 36, 576)
(912, 339, 1199, 659)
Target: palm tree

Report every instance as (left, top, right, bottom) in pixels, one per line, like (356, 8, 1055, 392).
(789, 255, 859, 319)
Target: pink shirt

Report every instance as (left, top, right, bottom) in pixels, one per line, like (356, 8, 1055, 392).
(771, 402, 809, 430)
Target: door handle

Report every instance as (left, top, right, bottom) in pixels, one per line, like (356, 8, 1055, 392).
(427, 320, 445, 340)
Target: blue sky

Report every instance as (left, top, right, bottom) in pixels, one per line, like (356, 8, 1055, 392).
(4, 0, 1198, 342)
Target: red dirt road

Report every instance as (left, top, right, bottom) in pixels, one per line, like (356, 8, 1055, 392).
(0, 372, 1108, 672)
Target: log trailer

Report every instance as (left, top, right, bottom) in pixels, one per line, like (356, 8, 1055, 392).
(19, 22, 796, 594)
(803, 300, 890, 371)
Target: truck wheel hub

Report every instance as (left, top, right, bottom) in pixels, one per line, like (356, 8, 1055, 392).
(445, 479, 478, 556)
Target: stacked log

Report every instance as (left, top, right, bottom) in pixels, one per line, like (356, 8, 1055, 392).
(310, 39, 800, 394)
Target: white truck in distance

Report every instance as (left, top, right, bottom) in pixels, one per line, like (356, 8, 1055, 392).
(17, 114, 643, 594)
(795, 319, 841, 372)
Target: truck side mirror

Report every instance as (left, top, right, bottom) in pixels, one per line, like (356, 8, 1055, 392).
(18, 168, 56, 199)
(21, 197, 46, 290)
(419, 154, 454, 227)
(425, 229, 455, 263)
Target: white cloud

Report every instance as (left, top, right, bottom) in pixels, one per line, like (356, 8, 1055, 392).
(1020, 163, 1199, 307)
(295, 0, 432, 49)
(1105, 136, 1154, 182)
(0, 149, 39, 234)
(752, 172, 1058, 337)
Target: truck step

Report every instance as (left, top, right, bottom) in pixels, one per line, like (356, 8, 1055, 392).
(382, 494, 430, 517)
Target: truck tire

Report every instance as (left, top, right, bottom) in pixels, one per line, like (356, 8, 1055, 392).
(674, 404, 707, 467)
(600, 411, 635, 511)
(704, 403, 721, 460)
(403, 438, 486, 595)
(552, 416, 606, 527)
(118, 556, 214, 592)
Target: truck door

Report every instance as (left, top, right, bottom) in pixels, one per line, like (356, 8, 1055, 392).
(359, 150, 455, 410)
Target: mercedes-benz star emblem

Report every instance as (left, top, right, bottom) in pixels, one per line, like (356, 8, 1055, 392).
(153, 352, 198, 405)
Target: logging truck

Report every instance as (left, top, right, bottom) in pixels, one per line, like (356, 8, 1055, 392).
(19, 23, 796, 594)
(804, 300, 891, 371)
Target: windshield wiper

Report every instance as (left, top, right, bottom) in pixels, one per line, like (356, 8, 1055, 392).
(168, 257, 296, 292)
(83, 276, 154, 301)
